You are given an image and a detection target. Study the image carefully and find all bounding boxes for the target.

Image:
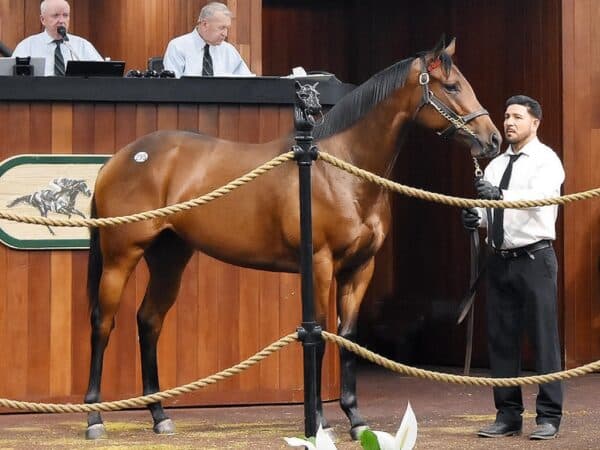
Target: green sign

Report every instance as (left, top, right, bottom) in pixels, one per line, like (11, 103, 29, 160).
(0, 155, 110, 250)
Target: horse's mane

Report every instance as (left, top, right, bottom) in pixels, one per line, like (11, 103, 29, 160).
(313, 48, 453, 141)
(313, 57, 415, 140)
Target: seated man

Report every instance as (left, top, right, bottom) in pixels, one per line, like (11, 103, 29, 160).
(163, 1, 253, 78)
(12, 0, 102, 76)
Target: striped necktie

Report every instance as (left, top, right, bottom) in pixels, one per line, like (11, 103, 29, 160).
(202, 44, 213, 76)
(54, 40, 65, 76)
(492, 153, 523, 248)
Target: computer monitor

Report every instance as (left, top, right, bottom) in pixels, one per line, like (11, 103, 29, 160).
(0, 57, 46, 76)
(65, 60, 125, 77)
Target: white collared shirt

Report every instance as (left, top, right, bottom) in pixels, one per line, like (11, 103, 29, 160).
(13, 30, 103, 76)
(163, 30, 253, 78)
(477, 137, 565, 249)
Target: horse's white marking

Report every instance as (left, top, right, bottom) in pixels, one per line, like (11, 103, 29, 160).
(134, 151, 149, 163)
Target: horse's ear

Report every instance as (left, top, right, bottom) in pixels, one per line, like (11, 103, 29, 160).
(295, 80, 302, 89)
(432, 34, 447, 59)
(444, 37, 456, 57)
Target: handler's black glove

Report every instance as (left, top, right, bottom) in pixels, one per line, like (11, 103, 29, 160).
(461, 208, 480, 231)
(475, 179, 502, 200)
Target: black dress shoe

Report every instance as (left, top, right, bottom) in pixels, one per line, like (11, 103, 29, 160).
(529, 423, 558, 440)
(477, 421, 522, 438)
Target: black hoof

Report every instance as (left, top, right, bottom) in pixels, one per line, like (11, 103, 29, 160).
(153, 418, 176, 435)
(85, 423, 106, 440)
(350, 424, 369, 441)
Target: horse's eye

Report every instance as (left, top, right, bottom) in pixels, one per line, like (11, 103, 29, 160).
(443, 83, 459, 93)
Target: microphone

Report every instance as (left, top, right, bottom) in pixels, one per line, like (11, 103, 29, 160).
(57, 26, 68, 41)
(0, 40, 12, 57)
(57, 26, 80, 61)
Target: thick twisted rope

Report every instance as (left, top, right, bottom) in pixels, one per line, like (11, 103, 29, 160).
(2, 151, 600, 231)
(322, 331, 600, 386)
(2, 330, 599, 413)
(0, 333, 298, 413)
(0, 152, 295, 228)
(318, 152, 600, 208)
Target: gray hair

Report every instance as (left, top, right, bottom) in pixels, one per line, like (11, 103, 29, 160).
(198, 2, 232, 22)
(40, 0, 70, 15)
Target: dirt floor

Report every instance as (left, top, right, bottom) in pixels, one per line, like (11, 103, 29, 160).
(0, 365, 599, 449)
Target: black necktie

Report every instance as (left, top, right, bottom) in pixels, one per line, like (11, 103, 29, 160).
(202, 44, 213, 76)
(492, 153, 522, 248)
(54, 40, 65, 76)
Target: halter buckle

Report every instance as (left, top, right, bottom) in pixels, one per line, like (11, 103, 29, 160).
(419, 72, 429, 86)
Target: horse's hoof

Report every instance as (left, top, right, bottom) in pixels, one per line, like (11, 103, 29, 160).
(153, 418, 176, 435)
(85, 423, 106, 440)
(350, 424, 369, 441)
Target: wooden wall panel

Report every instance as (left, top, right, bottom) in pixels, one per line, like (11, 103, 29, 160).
(562, 0, 600, 368)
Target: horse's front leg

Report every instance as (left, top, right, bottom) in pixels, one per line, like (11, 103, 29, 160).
(138, 237, 193, 434)
(336, 257, 375, 440)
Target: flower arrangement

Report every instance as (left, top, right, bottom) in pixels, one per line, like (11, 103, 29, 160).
(284, 402, 417, 450)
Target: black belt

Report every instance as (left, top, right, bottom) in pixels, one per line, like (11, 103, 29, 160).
(493, 240, 552, 259)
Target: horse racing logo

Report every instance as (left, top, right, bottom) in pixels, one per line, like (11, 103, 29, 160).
(7, 178, 92, 235)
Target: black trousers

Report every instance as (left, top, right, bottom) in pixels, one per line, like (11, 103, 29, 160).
(486, 246, 563, 428)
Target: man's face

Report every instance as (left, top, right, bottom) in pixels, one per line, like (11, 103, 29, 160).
(41, 0, 70, 39)
(198, 11, 231, 45)
(503, 104, 539, 146)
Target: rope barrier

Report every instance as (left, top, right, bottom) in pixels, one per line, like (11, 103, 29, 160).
(0, 153, 599, 414)
(1, 150, 599, 230)
(322, 331, 600, 387)
(1, 331, 599, 413)
(0, 152, 295, 228)
(318, 152, 600, 209)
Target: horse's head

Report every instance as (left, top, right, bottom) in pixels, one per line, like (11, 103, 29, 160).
(410, 38, 501, 159)
(74, 180, 92, 197)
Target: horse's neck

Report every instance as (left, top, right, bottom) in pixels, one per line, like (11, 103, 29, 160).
(329, 97, 411, 177)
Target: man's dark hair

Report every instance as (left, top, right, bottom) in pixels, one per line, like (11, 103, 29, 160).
(506, 95, 542, 120)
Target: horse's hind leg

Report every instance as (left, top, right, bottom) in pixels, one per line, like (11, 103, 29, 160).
(85, 245, 144, 439)
(337, 257, 375, 440)
(138, 231, 193, 434)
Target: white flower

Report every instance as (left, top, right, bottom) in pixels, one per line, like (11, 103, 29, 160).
(372, 402, 417, 450)
(284, 425, 337, 450)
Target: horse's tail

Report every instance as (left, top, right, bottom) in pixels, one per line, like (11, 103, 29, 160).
(87, 196, 102, 313)
(7, 195, 30, 208)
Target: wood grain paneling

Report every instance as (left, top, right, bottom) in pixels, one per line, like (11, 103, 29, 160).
(562, 0, 600, 368)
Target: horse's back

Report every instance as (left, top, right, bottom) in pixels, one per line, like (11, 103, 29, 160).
(93, 130, 301, 267)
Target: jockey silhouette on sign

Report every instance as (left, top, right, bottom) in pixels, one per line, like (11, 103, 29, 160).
(7, 178, 92, 235)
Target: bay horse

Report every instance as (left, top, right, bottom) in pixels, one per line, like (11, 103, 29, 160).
(84, 38, 501, 440)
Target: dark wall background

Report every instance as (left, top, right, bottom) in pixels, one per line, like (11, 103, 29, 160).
(263, 0, 563, 368)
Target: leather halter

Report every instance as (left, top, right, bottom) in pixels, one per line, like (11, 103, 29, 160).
(413, 56, 489, 138)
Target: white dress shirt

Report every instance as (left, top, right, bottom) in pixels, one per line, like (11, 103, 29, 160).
(163, 30, 253, 78)
(477, 137, 565, 249)
(13, 30, 102, 76)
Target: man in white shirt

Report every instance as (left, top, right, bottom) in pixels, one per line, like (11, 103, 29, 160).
(12, 0, 102, 76)
(163, 2, 253, 78)
(462, 95, 564, 441)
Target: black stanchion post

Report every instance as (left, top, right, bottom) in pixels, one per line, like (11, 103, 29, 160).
(292, 81, 322, 439)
